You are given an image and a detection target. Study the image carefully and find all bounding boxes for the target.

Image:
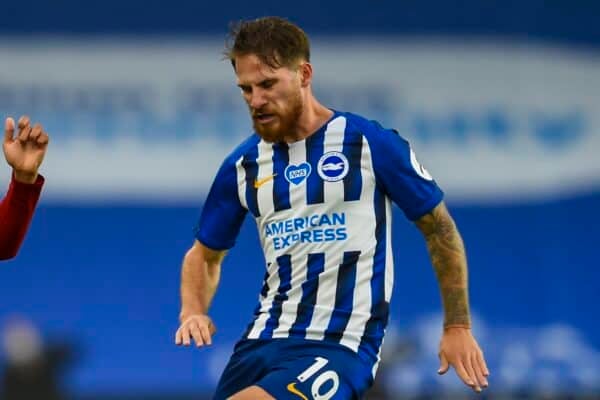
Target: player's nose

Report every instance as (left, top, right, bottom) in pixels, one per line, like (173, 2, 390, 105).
(249, 90, 268, 109)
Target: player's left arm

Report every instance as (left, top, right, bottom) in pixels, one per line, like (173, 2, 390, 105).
(415, 201, 489, 393)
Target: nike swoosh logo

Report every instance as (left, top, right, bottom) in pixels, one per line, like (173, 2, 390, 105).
(254, 173, 277, 189)
(287, 383, 308, 400)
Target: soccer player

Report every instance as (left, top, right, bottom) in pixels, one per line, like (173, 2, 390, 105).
(0, 116, 48, 261)
(175, 17, 489, 399)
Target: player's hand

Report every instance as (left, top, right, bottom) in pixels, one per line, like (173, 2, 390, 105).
(437, 326, 489, 393)
(175, 314, 217, 348)
(4, 116, 49, 184)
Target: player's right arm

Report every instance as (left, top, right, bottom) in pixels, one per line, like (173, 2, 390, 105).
(1, 116, 48, 261)
(175, 240, 227, 347)
(173, 142, 251, 348)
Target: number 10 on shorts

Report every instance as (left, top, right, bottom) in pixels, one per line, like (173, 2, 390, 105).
(288, 357, 340, 400)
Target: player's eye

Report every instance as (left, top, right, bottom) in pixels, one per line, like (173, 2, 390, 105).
(260, 80, 276, 89)
(239, 85, 252, 94)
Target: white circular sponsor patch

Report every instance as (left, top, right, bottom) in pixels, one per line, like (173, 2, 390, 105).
(317, 151, 349, 182)
(409, 147, 433, 181)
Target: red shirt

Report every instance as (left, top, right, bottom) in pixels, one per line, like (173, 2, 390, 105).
(0, 174, 44, 260)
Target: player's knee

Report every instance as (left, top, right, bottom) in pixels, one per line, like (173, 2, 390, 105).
(227, 385, 275, 400)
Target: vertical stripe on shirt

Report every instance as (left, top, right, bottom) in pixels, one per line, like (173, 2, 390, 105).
(259, 254, 292, 338)
(287, 140, 309, 210)
(342, 131, 363, 201)
(304, 251, 342, 341)
(272, 143, 291, 212)
(245, 262, 282, 339)
(288, 253, 326, 338)
(235, 155, 248, 211)
(256, 140, 276, 217)
(323, 251, 361, 342)
(306, 131, 325, 205)
(242, 144, 260, 217)
(323, 117, 347, 204)
(358, 188, 389, 356)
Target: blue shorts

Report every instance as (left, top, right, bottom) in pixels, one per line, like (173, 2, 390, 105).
(213, 338, 374, 399)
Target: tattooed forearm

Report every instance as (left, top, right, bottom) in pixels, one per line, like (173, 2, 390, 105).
(415, 202, 471, 328)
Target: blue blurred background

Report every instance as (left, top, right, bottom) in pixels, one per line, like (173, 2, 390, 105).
(1, 1, 599, 399)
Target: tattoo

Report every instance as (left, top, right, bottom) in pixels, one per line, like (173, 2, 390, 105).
(415, 202, 471, 327)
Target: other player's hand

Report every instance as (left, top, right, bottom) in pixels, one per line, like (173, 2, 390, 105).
(4, 116, 49, 184)
(175, 314, 217, 348)
(437, 326, 489, 393)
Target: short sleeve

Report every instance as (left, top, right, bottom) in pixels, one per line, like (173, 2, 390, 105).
(368, 128, 444, 221)
(194, 156, 247, 250)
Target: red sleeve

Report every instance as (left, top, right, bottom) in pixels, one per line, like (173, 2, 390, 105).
(0, 173, 44, 260)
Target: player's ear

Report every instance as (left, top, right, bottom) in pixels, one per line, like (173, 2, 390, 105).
(299, 62, 312, 87)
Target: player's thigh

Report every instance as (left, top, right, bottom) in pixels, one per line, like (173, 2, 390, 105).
(256, 346, 371, 399)
(227, 385, 275, 400)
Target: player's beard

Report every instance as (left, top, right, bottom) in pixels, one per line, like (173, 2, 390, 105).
(251, 90, 303, 143)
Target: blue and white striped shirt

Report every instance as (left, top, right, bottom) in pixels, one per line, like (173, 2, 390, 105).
(196, 110, 443, 376)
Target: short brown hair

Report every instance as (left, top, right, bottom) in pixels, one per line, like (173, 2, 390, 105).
(224, 16, 310, 70)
